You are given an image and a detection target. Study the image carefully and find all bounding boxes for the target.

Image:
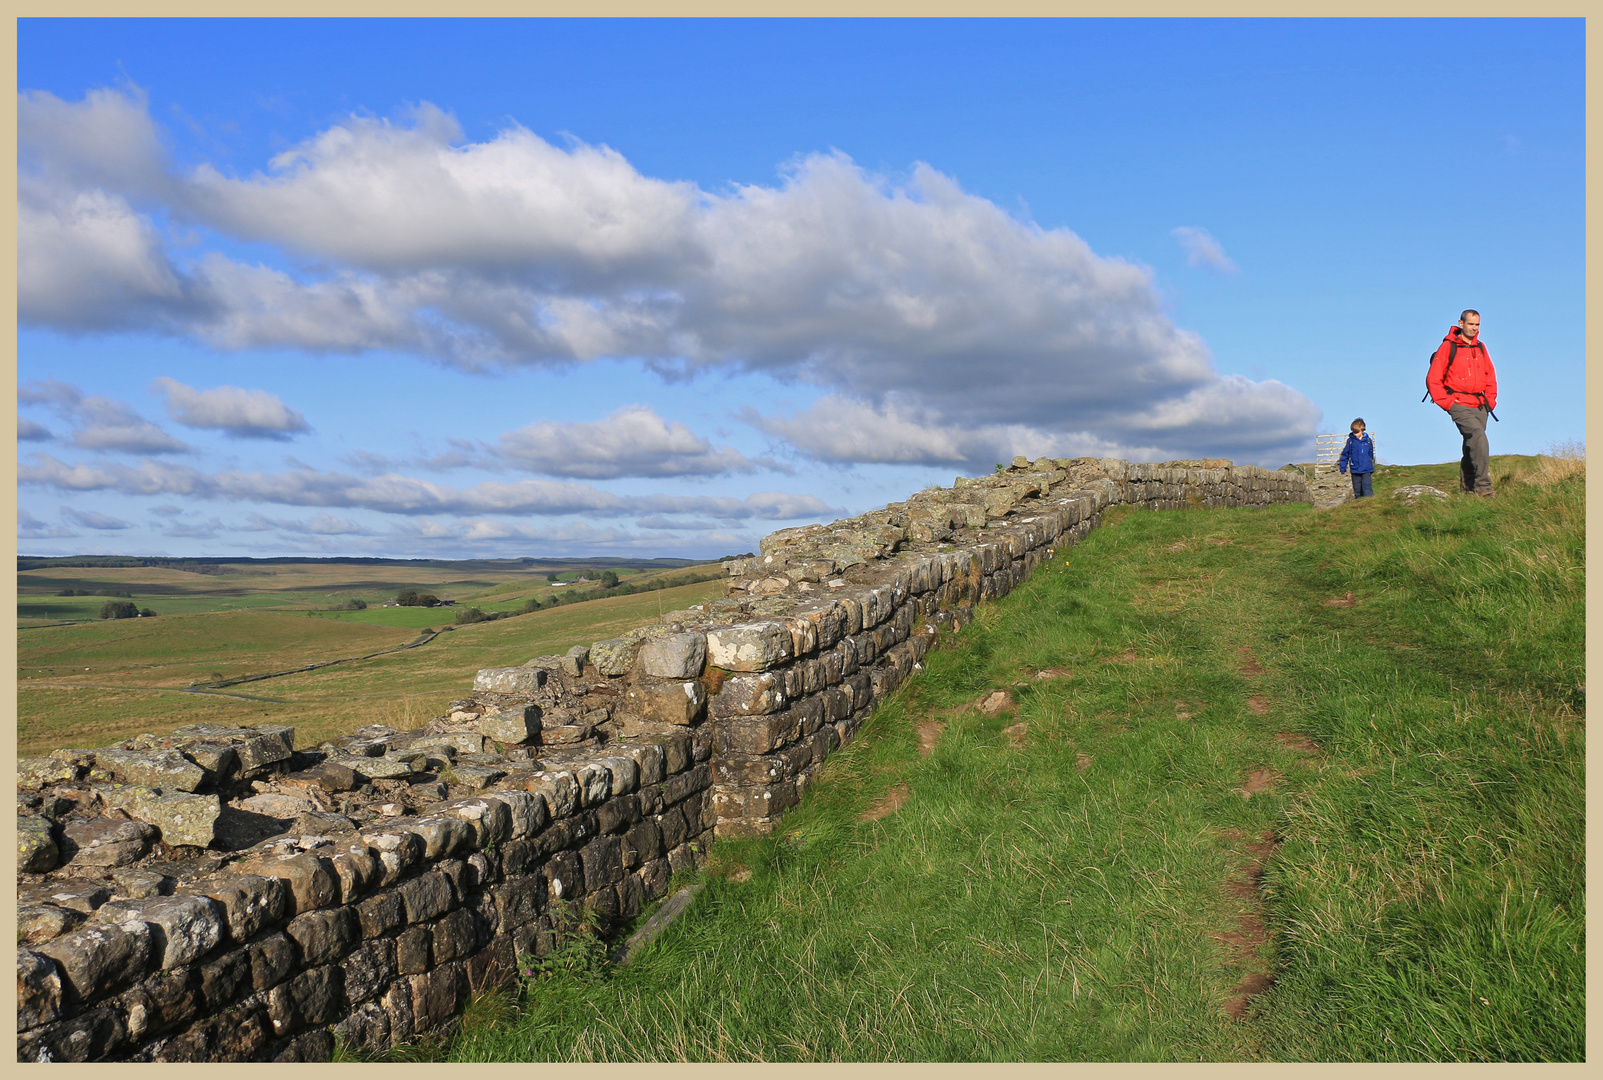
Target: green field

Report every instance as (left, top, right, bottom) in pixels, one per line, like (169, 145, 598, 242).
(17, 576, 726, 755)
(17, 559, 718, 629)
(387, 454, 1582, 1063)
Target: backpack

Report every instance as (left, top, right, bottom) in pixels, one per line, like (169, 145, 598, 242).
(1422, 340, 1498, 421)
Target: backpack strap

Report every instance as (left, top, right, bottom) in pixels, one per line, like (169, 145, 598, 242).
(1422, 341, 1460, 403)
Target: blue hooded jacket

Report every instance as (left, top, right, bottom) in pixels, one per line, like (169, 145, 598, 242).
(1338, 432, 1376, 475)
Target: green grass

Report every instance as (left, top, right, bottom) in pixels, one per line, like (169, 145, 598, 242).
(16, 576, 728, 755)
(430, 456, 1581, 1062)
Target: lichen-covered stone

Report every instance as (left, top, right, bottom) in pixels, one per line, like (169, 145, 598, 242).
(19, 814, 60, 873)
(90, 748, 208, 793)
(589, 637, 641, 677)
(472, 666, 546, 695)
(477, 704, 540, 745)
(99, 894, 224, 968)
(100, 788, 222, 848)
(60, 817, 159, 868)
(635, 633, 707, 679)
(706, 622, 792, 672)
(623, 678, 706, 726)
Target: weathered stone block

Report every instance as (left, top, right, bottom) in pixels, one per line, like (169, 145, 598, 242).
(636, 632, 707, 679)
(706, 622, 792, 672)
(18, 949, 64, 1031)
(709, 671, 786, 718)
(357, 827, 425, 886)
(589, 638, 641, 677)
(396, 926, 432, 976)
(37, 919, 154, 1005)
(624, 677, 707, 726)
(472, 666, 546, 695)
(595, 793, 642, 835)
(286, 906, 358, 967)
(17, 1005, 127, 1063)
(19, 814, 60, 873)
(409, 961, 466, 1031)
(196, 950, 251, 1011)
(430, 908, 479, 964)
(60, 817, 158, 868)
(100, 894, 223, 969)
(100, 788, 221, 848)
(92, 748, 207, 793)
(18, 756, 82, 789)
(240, 853, 337, 915)
(247, 931, 297, 993)
(574, 763, 612, 807)
(478, 704, 541, 745)
(355, 889, 406, 940)
(397, 871, 455, 924)
(395, 815, 474, 860)
(440, 796, 512, 848)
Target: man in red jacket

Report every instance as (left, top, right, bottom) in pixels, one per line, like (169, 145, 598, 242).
(1426, 309, 1499, 496)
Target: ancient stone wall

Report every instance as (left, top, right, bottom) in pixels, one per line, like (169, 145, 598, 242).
(16, 456, 1309, 1061)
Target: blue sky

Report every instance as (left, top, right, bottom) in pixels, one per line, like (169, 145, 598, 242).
(17, 18, 1584, 560)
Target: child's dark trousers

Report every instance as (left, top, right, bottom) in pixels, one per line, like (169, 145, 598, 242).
(1350, 472, 1373, 498)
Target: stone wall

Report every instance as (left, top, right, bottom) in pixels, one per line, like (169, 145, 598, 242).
(15, 456, 1309, 1061)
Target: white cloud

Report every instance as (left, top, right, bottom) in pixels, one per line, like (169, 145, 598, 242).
(60, 506, 133, 530)
(18, 510, 76, 540)
(18, 452, 837, 523)
(18, 417, 52, 441)
(497, 405, 759, 479)
(1171, 226, 1238, 275)
(18, 87, 1317, 468)
(19, 379, 189, 455)
(151, 377, 311, 439)
(246, 512, 372, 536)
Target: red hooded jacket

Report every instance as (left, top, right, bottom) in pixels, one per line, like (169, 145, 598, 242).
(1426, 327, 1497, 411)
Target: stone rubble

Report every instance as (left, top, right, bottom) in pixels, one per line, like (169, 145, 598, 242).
(15, 455, 1308, 1061)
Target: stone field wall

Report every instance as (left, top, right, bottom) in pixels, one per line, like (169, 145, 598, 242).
(16, 456, 1310, 1061)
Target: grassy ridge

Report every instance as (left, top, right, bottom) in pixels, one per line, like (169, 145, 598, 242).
(423, 457, 1580, 1062)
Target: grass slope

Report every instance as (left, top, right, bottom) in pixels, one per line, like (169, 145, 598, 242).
(421, 457, 1581, 1063)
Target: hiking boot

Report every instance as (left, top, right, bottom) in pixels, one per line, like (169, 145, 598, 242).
(1477, 489, 1496, 498)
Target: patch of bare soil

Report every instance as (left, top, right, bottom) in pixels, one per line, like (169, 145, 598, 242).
(977, 690, 1013, 716)
(1073, 752, 1093, 771)
(1033, 667, 1073, 681)
(860, 784, 909, 822)
(1001, 721, 1028, 748)
(1165, 541, 1188, 552)
(1235, 767, 1279, 799)
(1104, 646, 1138, 664)
(1217, 830, 1280, 1019)
(1322, 591, 1356, 607)
(915, 720, 944, 756)
(1245, 696, 1271, 715)
(1206, 538, 1232, 546)
(1236, 647, 1264, 676)
(1274, 732, 1321, 754)
(1174, 700, 1203, 719)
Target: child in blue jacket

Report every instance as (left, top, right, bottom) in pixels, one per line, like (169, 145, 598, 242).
(1338, 418, 1376, 497)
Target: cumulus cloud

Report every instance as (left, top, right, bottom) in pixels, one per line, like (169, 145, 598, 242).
(60, 506, 133, 530)
(18, 86, 1316, 466)
(18, 509, 76, 540)
(1171, 226, 1237, 275)
(18, 452, 837, 523)
(18, 417, 52, 441)
(498, 405, 759, 479)
(19, 379, 189, 455)
(151, 377, 311, 439)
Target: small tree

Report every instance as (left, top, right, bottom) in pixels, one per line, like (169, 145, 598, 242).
(454, 607, 488, 625)
(546, 572, 559, 583)
(600, 570, 619, 588)
(99, 600, 138, 620)
(396, 589, 419, 606)
(138, 607, 157, 618)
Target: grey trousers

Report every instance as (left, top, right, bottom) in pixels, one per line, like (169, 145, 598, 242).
(1448, 404, 1492, 493)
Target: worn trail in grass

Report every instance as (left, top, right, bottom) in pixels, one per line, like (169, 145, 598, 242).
(435, 459, 1581, 1063)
